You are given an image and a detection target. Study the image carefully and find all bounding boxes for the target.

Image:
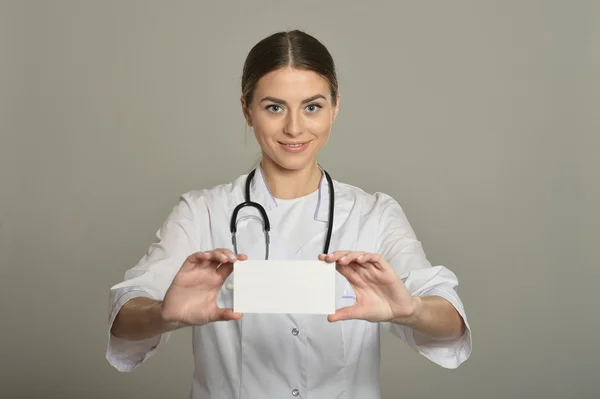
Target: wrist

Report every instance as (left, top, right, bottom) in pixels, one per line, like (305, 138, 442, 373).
(390, 296, 423, 327)
(156, 301, 186, 332)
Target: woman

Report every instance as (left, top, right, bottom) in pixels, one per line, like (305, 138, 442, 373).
(107, 30, 472, 398)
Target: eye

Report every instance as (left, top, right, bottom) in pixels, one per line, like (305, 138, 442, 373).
(306, 103, 323, 113)
(266, 105, 283, 113)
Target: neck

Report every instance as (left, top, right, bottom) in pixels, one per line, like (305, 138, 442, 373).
(260, 158, 322, 200)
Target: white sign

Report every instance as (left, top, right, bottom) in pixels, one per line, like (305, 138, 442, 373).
(233, 260, 336, 314)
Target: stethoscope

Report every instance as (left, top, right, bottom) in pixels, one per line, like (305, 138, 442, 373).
(230, 168, 335, 259)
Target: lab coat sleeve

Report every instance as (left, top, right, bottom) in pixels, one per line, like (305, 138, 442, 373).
(375, 193, 472, 369)
(106, 192, 203, 372)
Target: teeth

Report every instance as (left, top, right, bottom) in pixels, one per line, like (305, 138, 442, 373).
(284, 143, 303, 147)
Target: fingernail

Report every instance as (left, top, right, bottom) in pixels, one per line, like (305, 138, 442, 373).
(229, 255, 237, 261)
(340, 256, 346, 261)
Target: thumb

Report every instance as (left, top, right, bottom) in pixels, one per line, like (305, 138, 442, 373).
(216, 308, 243, 322)
(327, 305, 360, 322)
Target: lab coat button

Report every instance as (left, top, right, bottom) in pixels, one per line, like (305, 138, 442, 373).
(292, 389, 299, 396)
(291, 328, 299, 336)
(226, 283, 233, 290)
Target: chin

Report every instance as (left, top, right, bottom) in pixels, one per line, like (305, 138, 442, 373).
(276, 158, 312, 172)
(267, 153, 315, 173)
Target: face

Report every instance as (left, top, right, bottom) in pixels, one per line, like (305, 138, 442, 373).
(241, 67, 339, 173)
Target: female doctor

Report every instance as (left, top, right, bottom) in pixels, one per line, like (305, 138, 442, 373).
(107, 30, 472, 398)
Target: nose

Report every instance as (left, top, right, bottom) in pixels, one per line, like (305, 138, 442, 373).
(283, 111, 304, 137)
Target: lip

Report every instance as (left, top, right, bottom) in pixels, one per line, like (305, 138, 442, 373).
(278, 141, 310, 153)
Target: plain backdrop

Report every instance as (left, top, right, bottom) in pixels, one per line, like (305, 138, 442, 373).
(1, 1, 599, 398)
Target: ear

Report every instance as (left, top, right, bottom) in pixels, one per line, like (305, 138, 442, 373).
(240, 97, 253, 127)
(332, 93, 341, 123)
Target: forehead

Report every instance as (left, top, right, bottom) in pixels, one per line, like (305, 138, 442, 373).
(254, 67, 331, 101)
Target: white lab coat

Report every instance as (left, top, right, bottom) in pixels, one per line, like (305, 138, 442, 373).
(106, 165, 472, 398)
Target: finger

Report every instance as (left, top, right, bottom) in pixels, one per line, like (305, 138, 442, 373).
(213, 250, 248, 263)
(320, 250, 351, 263)
(187, 251, 214, 268)
(328, 305, 361, 322)
(215, 262, 234, 280)
(216, 308, 243, 322)
(200, 249, 233, 265)
(190, 250, 245, 265)
(319, 251, 346, 262)
(210, 248, 237, 264)
(354, 253, 384, 270)
(189, 250, 224, 266)
(187, 252, 212, 264)
(337, 251, 366, 266)
(219, 248, 239, 263)
(336, 263, 363, 286)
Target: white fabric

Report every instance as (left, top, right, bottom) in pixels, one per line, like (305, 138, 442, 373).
(106, 165, 472, 398)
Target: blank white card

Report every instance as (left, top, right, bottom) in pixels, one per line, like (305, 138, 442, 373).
(233, 260, 336, 314)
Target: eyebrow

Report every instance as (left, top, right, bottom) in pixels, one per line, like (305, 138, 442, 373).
(259, 94, 327, 105)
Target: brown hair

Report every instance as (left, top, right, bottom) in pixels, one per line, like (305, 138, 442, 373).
(241, 30, 338, 107)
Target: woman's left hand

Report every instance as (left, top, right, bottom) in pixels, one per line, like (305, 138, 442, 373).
(318, 251, 418, 323)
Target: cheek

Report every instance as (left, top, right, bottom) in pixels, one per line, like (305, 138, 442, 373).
(307, 116, 333, 136)
(253, 117, 281, 140)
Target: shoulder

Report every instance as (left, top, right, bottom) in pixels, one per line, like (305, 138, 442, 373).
(334, 180, 421, 254)
(173, 173, 248, 215)
(333, 179, 404, 216)
(333, 179, 415, 244)
(185, 174, 245, 200)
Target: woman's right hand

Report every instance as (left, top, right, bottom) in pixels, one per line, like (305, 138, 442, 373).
(160, 249, 247, 328)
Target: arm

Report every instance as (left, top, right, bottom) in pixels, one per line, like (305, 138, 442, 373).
(391, 295, 466, 343)
(320, 193, 472, 368)
(323, 248, 468, 346)
(375, 193, 472, 368)
(106, 193, 202, 371)
(110, 297, 183, 341)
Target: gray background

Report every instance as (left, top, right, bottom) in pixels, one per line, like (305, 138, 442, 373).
(1, 1, 598, 398)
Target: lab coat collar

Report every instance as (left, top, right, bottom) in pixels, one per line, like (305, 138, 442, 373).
(248, 163, 332, 223)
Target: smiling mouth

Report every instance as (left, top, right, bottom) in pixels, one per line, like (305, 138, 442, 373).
(279, 142, 307, 147)
(278, 141, 311, 152)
